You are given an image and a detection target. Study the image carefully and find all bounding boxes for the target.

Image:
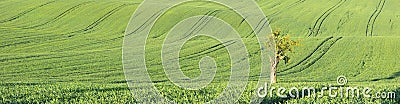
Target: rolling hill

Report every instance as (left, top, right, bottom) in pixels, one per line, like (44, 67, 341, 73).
(0, 0, 399, 103)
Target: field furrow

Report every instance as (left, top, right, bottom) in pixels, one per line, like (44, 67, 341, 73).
(0, 4, 135, 52)
(307, 0, 346, 37)
(179, 10, 221, 39)
(366, 0, 386, 36)
(266, 0, 305, 24)
(278, 37, 342, 75)
(67, 3, 137, 37)
(245, 17, 270, 38)
(0, 1, 55, 23)
(20, 1, 93, 29)
(278, 37, 334, 73)
(179, 40, 235, 60)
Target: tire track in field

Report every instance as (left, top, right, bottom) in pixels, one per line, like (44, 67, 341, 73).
(0, 49, 117, 65)
(0, 4, 136, 48)
(1, 50, 100, 62)
(0, 54, 51, 62)
(0, 29, 65, 49)
(179, 40, 236, 60)
(0, 50, 115, 74)
(126, 7, 170, 37)
(245, 15, 269, 38)
(277, 37, 333, 73)
(307, 0, 346, 37)
(55, 10, 221, 52)
(245, 0, 306, 38)
(278, 37, 342, 75)
(176, 10, 221, 40)
(66, 3, 138, 37)
(371, 71, 400, 81)
(366, 0, 386, 36)
(20, 1, 93, 29)
(0, 3, 130, 41)
(9, 32, 123, 52)
(51, 34, 124, 52)
(0, 53, 85, 69)
(266, 0, 306, 23)
(149, 9, 222, 39)
(0, 1, 56, 23)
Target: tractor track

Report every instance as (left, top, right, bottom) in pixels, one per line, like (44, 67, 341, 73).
(0, 4, 135, 49)
(0, 54, 51, 62)
(1, 52, 114, 73)
(0, 3, 130, 41)
(151, 9, 223, 39)
(0, 31, 65, 49)
(307, 0, 346, 37)
(126, 7, 170, 37)
(20, 1, 94, 29)
(180, 10, 221, 40)
(245, 16, 270, 38)
(278, 37, 342, 75)
(266, 0, 306, 23)
(9, 33, 123, 53)
(0, 48, 118, 67)
(52, 35, 124, 52)
(67, 3, 137, 37)
(0, 52, 86, 67)
(278, 37, 333, 73)
(0, 1, 56, 23)
(179, 40, 236, 60)
(366, 0, 386, 36)
(149, 8, 215, 38)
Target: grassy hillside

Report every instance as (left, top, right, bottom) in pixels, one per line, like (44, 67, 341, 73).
(0, 0, 399, 103)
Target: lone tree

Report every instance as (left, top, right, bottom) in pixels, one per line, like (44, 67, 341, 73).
(268, 30, 300, 83)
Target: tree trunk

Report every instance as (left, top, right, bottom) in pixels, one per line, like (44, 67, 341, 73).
(270, 57, 278, 83)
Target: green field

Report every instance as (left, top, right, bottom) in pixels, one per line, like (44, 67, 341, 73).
(1, 0, 399, 103)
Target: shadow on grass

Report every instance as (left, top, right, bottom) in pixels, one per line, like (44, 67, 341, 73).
(371, 71, 400, 81)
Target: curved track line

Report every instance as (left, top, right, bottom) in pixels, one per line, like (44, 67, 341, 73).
(278, 37, 342, 75)
(180, 10, 221, 40)
(0, 51, 110, 71)
(248, 17, 270, 38)
(0, 1, 56, 23)
(124, 6, 170, 37)
(266, 0, 306, 23)
(66, 4, 132, 37)
(0, 54, 50, 62)
(307, 0, 346, 37)
(0, 3, 134, 41)
(50, 35, 124, 52)
(278, 37, 333, 73)
(366, 0, 386, 36)
(143, 9, 222, 39)
(0, 4, 136, 48)
(179, 40, 236, 60)
(20, 1, 93, 29)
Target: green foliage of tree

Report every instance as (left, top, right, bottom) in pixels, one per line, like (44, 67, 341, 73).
(272, 30, 300, 64)
(269, 30, 300, 83)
